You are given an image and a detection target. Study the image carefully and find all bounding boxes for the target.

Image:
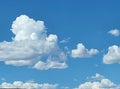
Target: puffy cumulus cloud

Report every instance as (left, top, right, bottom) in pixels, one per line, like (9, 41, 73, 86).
(11, 15, 46, 41)
(0, 81, 58, 89)
(0, 15, 67, 70)
(74, 73, 120, 89)
(108, 29, 120, 36)
(103, 45, 120, 64)
(71, 43, 99, 58)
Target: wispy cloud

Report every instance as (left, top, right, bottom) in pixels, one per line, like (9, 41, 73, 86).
(60, 37, 70, 44)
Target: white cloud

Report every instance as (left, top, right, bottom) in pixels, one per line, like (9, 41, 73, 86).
(74, 73, 120, 89)
(88, 73, 104, 81)
(103, 45, 120, 64)
(34, 60, 67, 70)
(71, 43, 99, 58)
(0, 81, 58, 89)
(0, 15, 67, 70)
(60, 37, 70, 43)
(108, 29, 120, 36)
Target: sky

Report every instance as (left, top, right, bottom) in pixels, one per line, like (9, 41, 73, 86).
(0, 0, 120, 89)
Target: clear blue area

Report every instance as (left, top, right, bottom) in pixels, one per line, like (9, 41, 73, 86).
(0, 0, 120, 88)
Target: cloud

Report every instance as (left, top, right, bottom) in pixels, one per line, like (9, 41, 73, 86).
(34, 60, 67, 70)
(0, 81, 58, 89)
(108, 29, 120, 36)
(0, 15, 67, 70)
(74, 73, 120, 89)
(60, 37, 70, 43)
(87, 73, 104, 81)
(103, 45, 120, 64)
(71, 43, 99, 58)
(11, 15, 46, 41)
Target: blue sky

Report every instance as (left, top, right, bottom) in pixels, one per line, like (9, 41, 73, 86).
(0, 0, 120, 89)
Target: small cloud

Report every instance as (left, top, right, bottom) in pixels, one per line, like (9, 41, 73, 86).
(71, 43, 99, 58)
(108, 29, 120, 36)
(60, 37, 70, 44)
(86, 73, 104, 82)
(103, 45, 120, 64)
(90, 73, 104, 81)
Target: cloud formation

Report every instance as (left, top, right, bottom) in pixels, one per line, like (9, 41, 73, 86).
(108, 29, 120, 36)
(0, 15, 67, 70)
(71, 43, 98, 58)
(74, 73, 120, 89)
(88, 73, 104, 81)
(103, 45, 120, 64)
(60, 37, 70, 44)
(0, 81, 58, 89)
(34, 60, 67, 70)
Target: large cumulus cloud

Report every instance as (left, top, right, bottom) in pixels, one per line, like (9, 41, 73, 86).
(0, 15, 67, 70)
